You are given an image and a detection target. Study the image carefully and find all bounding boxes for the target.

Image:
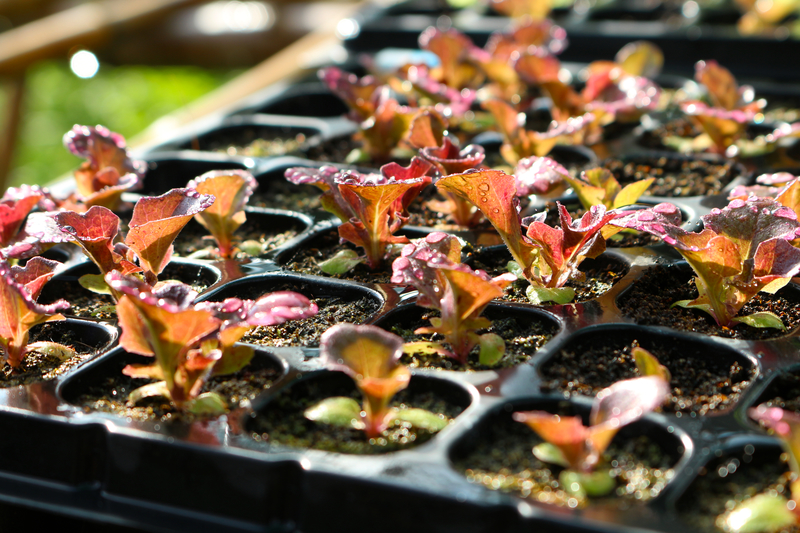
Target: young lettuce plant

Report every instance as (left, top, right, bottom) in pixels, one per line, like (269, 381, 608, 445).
(0, 258, 71, 369)
(53, 188, 214, 295)
(678, 60, 764, 154)
(285, 158, 432, 272)
(437, 169, 637, 303)
(109, 271, 317, 413)
(186, 169, 258, 259)
(613, 197, 800, 329)
(564, 167, 655, 211)
(391, 232, 516, 366)
(63, 124, 146, 210)
(719, 405, 800, 533)
(513, 375, 670, 501)
(0, 185, 58, 259)
(304, 324, 448, 438)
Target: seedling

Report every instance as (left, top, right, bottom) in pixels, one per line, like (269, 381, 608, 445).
(109, 271, 318, 413)
(613, 197, 800, 329)
(63, 124, 146, 210)
(53, 188, 214, 295)
(0, 185, 57, 259)
(720, 405, 800, 533)
(564, 167, 654, 211)
(0, 258, 71, 368)
(304, 324, 448, 438)
(514, 375, 669, 500)
(437, 169, 632, 303)
(285, 159, 432, 271)
(391, 232, 516, 366)
(186, 169, 258, 259)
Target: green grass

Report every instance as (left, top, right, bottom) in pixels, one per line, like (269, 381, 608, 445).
(6, 60, 237, 188)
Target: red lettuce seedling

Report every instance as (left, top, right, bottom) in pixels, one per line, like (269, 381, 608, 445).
(54, 188, 214, 293)
(305, 324, 447, 438)
(186, 169, 258, 259)
(0, 185, 59, 259)
(318, 67, 381, 122)
(613, 197, 800, 329)
(679, 60, 764, 154)
(0, 258, 70, 368)
(437, 169, 630, 303)
(110, 271, 317, 413)
(513, 375, 669, 500)
(63, 124, 146, 210)
(720, 405, 800, 533)
(391, 233, 516, 366)
(513, 156, 571, 198)
(285, 159, 432, 271)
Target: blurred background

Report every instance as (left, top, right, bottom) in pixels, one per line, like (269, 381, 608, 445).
(0, 0, 358, 189)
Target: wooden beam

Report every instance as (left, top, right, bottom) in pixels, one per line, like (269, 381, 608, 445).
(0, 73, 25, 193)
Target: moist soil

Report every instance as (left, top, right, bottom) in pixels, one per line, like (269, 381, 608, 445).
(385, 307, 557, 371)
(602, 154, 741, 197)
(469, 249, 628, 304)
(214, 134, 307, 158)
(754, 369, 800, 413)
(1, 321, 104, 387)
(248, 374, 465, 454)
(171, 217, 299, 259)
(242, 295, 380, 347)
(280, 226, 400, 284)
(677, 451, 796, 533)
(618, 265, 800, 340)
(44, 262, 215, 320)
(73, 352, 283, 422)
(540, 339, 754, 416)
(454, 407, 677, 508)
(249, 179, 322, 212)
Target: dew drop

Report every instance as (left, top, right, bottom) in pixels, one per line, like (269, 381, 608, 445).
(481, 197, 488, 203)
(478, 183, 490, 192)
(638, 212, 655, 222)
(492, 208, 500, 213)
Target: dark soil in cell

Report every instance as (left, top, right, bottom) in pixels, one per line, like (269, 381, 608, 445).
(385, 306, 557, 371)
(249, 179, 322, 212)
(470, 250, 628, 304)
(242, 296, 380, 347)
(638, 117, 703, 151)
(540, 339, 754, 416)
(454, 405, 677, 508)
(300, 135, 360, 163)
(602, 155, 742, 197)
(73, 352, 282, 422)
(248, 374, 465, 454)
(171, 216, 299, 259)
(618, 266, 800, 340)
(212, 134, 307, 157)
(753, 370, 800, 413)
(677, 451, 795, 533)
(0, 322, 103, 386)
(280, 227, 399, 284)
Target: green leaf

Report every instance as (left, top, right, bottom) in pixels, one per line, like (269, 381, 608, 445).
(188, 392, 228, 415)
(78, 273, 113, 295)
(578, 470, 616, 497)
(318, 249, 363, 275)
(478, 333, 505, 367)
(345, 148, 369, 164)
(26, 341, 77, 361)
(507, 261, 525, 280)
(559, 470, 588, 500)
(723, 494, 796, 533)
(238, 240, 266, 256)
(393, 407, 449, 431)
(304, 397, 363, 429)
(532, 442, 571, 468)
(526, 285, 575, 305)
(633, 346, 671, 382)
(732, 311, 787, 330)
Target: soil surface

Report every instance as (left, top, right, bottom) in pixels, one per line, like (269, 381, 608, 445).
(677, 450, 796, 533)
(1, 321, 106, 386)
(279, 226, 402, 284)
(754, 370, 800, 413)
(248, 374, 465, 454)
(470, 249, 628, 304)
(454, 406, 677, 508)
(171, 216, 300, 259)
(249, 179, 322, 212)
(214, 134, 307, 158)
(602, 154, 741, 197)
(540, 339, 754, 416)
(72, 352, 283, 422)
(384, 306, 557, 371)
(618, 266, 800, 340)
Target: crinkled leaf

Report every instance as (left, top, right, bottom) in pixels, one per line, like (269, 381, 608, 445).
(0, 185, 45, 246)
(188, 170, 257, 258)
(419, 137, 485, 175)
(418, 27, 479, 90)
(54, 206, 125, 276)
(126, 188, 214, 279)
(318, 67, 380, 121)
(407, 109, 447, 149)
(514, 156, 570, 197)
